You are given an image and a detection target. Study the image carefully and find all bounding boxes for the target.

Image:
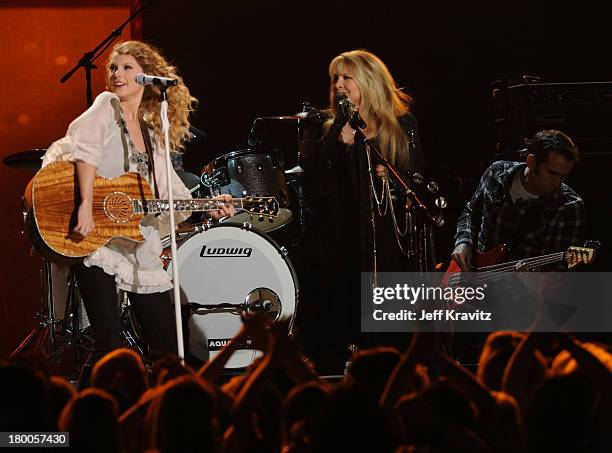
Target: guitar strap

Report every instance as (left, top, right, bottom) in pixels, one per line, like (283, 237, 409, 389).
(139, 119, 160, 199)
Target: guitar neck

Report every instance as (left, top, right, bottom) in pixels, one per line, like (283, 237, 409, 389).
(476, 251, 565, 273)
(132, 198, 244, 214)
(447, 252, 565, 287)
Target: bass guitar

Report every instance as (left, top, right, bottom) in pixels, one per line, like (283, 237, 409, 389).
(443, 243, 597, 287)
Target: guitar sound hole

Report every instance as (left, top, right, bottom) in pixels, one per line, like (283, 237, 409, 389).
(104, 192, 133, 222)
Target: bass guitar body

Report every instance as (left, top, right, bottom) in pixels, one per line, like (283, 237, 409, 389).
(443, 245, 506, 286)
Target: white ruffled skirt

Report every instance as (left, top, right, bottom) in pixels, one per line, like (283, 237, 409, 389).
(84, 223, 172, 294)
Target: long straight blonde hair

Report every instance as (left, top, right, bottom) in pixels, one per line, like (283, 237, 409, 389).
(328, 50, 413, 170)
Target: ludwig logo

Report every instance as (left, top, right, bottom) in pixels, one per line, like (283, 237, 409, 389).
(200, 245, 252, 258)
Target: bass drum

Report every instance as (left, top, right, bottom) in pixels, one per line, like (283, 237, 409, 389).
(165, 223, 298, 368)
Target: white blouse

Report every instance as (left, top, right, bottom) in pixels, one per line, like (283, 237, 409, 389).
(42, 91, 191, 294)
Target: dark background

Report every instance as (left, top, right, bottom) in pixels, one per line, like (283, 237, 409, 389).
(142, 0, 612, 263)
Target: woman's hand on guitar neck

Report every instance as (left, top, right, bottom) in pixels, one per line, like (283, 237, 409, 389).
(451, 243, 473, 272)
(209, 194, 235, 220)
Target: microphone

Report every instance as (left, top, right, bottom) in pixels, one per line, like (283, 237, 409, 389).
(135, 73, 178, 87)
(335, 93, 366, 129)
(334, 93, 353, 123)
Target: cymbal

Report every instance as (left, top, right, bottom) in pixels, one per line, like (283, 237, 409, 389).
(3, 149, 46, 171)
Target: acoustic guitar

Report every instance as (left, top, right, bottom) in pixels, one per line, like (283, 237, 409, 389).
(24, 161, 279, 260)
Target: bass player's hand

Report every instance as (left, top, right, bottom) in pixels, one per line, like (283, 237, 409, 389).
(451, 243, 473, 272)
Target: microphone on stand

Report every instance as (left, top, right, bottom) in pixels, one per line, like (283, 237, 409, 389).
(335, 93, 367, 130)
(334, 93, 353, 124)
(135, 73, 178, 87)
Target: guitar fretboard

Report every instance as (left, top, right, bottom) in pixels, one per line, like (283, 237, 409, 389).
(132, 198, 244, 214)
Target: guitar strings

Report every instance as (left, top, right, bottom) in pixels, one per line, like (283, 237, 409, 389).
(87, 197, 274, 214)
(447, 252, 577, 286)
(448, 253, 563, 283)
(476, 252, 565, 272)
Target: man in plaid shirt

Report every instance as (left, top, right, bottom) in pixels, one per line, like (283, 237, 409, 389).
(452, 130, 585, 271)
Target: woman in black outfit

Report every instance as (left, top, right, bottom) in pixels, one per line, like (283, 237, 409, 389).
(297, 50, 428, 374)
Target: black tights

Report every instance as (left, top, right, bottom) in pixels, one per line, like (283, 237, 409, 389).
(73, 264, 178, 365)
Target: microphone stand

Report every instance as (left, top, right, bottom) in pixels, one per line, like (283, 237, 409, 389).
(60, 0, 156, 107)
(364, 138, 439, 226)
(158, 86, 186, 363)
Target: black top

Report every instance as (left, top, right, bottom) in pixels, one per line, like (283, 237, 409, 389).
(295, 111, 427, 355)
(299, 111, 426, 273)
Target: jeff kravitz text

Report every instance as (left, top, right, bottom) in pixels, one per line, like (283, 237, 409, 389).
(373, 308, 492, 321)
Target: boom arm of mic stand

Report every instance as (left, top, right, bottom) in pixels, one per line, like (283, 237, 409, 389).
(60, 0, 157, 106)
(364, 139, 438, 226)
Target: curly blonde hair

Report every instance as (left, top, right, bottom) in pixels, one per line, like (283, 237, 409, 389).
(328, 50, 413, 170)
(106, 41, 198, 152)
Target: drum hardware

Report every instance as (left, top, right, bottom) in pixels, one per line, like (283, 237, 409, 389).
(299, 101, 315, 115)
(44, 271, 94, 366)
(119, 292, 147, 358)
(200, 167, 229, 190)
(174, 219, 214, 236)
(186, 290, 279, 318)
(13, 194, 93, 366)
(121, 327, 145, 357)
(186, 287, 282, 330)
(284, 165, 307, 238)
(11, 259, 61, 359)
(284, 165, 304, 175)
(244, 288, 281, 318)
(247, 116, 304, 148)
(3, 148, 46, 172)
(10, 258, 93, 368)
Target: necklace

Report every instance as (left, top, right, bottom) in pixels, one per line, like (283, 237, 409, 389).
(119, 111, 149, 177)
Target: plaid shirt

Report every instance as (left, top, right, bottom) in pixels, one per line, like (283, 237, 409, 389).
(455, 161, 585, 261)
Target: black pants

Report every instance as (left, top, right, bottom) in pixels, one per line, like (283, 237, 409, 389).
(73, 264, 178, 365)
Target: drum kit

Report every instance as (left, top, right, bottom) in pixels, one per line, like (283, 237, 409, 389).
(5, 115, 307, 370)
(163, 144, 304, 367)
